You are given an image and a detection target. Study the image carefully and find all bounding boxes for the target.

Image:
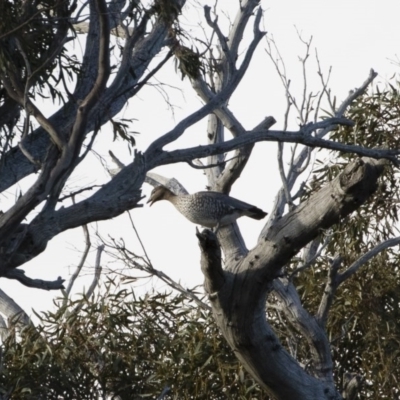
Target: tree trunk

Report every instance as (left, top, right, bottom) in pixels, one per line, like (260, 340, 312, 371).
(198, 157, 386, 399)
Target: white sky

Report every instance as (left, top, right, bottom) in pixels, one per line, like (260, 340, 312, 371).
(3, 0, 400, 316)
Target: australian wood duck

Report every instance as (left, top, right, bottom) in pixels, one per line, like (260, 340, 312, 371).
(147, 186, 267, 229)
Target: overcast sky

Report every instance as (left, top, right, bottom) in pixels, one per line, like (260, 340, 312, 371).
(4, 0, 400, 316)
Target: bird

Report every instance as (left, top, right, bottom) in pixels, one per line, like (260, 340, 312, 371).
(147, 185, 267, 230)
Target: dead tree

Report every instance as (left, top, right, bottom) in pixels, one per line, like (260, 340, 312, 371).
(0, 1, 398, 398)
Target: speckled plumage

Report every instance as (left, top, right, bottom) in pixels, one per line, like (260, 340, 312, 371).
(147, 186, 267, 228)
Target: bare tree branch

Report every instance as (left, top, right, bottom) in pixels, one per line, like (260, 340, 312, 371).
(200, 155, 385, 398)
(0, 2, 396, 397)
(4, 269, 65, 290)
(0, 287, 30, 326)
(260, 67, 378, 240)
(273, 278, 333, 382)
(156, 120, 398, 168)
(65, 224, 91, 297)
(84, 245, 104, 299)
(105, 239, 210, 311)
(338, 236, 400, 284)
(316, 256, 343, 327)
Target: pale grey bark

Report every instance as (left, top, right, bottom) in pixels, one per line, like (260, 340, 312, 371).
(0, 288, 29, 326)
(0, 287, 30, 340)
(198, 157, 386, 400)
(0, 0, 397, 398)
(0, 1, 393, 283)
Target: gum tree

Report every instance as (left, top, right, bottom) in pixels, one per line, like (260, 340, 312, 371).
(0, 1, 399, 399)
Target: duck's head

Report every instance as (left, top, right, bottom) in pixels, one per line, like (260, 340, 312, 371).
(147, 186, 173, 206)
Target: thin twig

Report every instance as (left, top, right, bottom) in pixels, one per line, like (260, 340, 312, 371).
(187, 154, 243, 170)
(105, 240, 211, 311)
(65, 221, 91, 297)
(58, 185, 103, 202)
(127, 210, 152, 266)
(289, 234, 332, 279)
(277, 142, 293, 210)
(338, 236, 400, 284)
(315, 50, 334, 117)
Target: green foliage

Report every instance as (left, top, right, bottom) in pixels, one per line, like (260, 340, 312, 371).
(0, 0, 74, 84)
(0, 282, 268, 399)
(110, 118, 138, 154)
(291, 81, 400, 399)
(174, 45, 202, 80)
(0, 0, 76, 154)
(150, 0, 181, 25)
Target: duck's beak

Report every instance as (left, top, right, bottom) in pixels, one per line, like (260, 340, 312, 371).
(146, 197, 154, 206)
